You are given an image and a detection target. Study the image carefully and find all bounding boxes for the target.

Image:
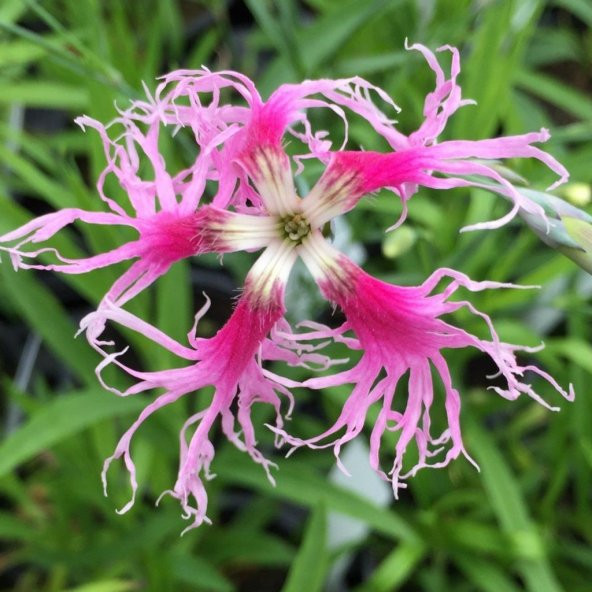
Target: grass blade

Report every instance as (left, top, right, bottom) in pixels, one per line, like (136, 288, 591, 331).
(0, 389, 144, 478)
(281, 502, 327, 592)
(466, 417, 564, 592)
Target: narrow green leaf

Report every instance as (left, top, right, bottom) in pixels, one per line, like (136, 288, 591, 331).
(216, 448, 420, 543)
(0, 511, 36, 541)
(545, 338, 592, 376)
(205, 528, 293, 567)
(246, 0, 303, 75)
(552, 121, 592, 143)
(0, 122, 58, 172)
(299, 0, 392, 73)
(281, 503, 327, 592)
(452, 1, 515, 139)
(0, 144, 77, 208)
(0, 19, 134, 97)
(337, 51, 406, 76)
(0, 40, 47, 66)
(454, 555, 522, 592)
(0, 81, 89, 109)
(0, 390, 144, 478)
(527, 26, 579, 66)
(468, 421, 535, 532)
(553, 0, 592, 27)
(185, 29, 220, 71)
(61, 512, 182, 569)
(60, 581, 136, 592)
(466, 419, 564, 592)
(24, 0, 130, 90)
(0, 191, 128, 313)
(516, 70, 592, 121)
(169, 553, 234, 592)
(357, 542, 425, 592)
(0, 0, 27, 23)
(0, 264, 98, 383)
(155, 260, 192, 369)
(441, 518, 510, 556)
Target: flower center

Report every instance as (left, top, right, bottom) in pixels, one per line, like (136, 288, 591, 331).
(282, 213, 311, 244)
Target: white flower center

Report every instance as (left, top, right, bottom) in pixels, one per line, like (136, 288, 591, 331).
(217, 148, 351, 300)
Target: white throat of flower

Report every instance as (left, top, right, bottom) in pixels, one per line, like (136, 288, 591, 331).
(217, 149, 346, 301)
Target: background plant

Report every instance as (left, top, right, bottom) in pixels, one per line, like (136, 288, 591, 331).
(1, 1, 591, 591)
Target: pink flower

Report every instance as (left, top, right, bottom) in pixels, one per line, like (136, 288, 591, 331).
(1, 42, 574, 531)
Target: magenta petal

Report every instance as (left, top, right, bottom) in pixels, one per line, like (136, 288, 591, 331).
(94, 285, 316, 531)
(299, 43, 567, 231)
(1, 92, 237, 307)
(277, 258, 573, 495)
(312, 126, 567, 228)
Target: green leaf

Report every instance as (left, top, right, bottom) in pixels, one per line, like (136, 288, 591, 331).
(60, 581, 136, 592)
(216, 448, 420, 543)
(451, 1, 516, 139)
(0, 264, 99, 383)
(466, 418, 564, 592)
(0, 40, 47, 67)
(185, 29, 220, 71)
(0, 0, 27, 24)
(527, 26, 579, 66)
(281, 503, 327, 592)
(0, 19, 133, 97)
(169, 553, 234, 592)
(246, 0, 304, 76)
(516, 70, 592, 121)
(298, 0, 392, 73)
(553, 0, 592, 28)
(356, 541, 425, 592)
(0, 122, 59, 171)
(20, 0, 132, 93)
(205, 528, 294, 567)
(454, 555, 522, 592)
(155, 260, 192, 370)
(545, 338, 592, 376)
(0, 192, 132, 320)
(0, 390, 144, 478)
(0, 81, 89, 109)
(0, 144, 77, 208)
(441, 518, 510, 556)
(0, 511, 36, 541)
(337, 51, 406, 76)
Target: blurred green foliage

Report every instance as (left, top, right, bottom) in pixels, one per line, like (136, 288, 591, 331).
(1, 0, 591, 591)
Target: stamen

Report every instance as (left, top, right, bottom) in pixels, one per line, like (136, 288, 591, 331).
(281, 213, 311, 244)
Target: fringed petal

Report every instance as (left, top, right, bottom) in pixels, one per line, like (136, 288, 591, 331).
(86, 246, 335, 532)
(281, 252, 573, 495)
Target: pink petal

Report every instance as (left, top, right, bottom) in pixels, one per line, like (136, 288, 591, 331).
(278, 256, 573, 495)
(93, 248, 323, 532)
